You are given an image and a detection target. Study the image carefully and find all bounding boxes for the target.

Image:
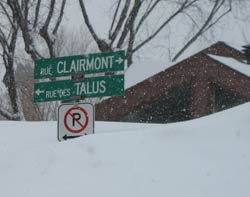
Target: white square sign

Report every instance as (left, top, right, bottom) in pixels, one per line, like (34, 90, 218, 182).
(57, 103, 94, 141)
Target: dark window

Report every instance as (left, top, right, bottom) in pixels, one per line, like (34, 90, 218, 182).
(122, 85, 191, 123)
(213, 84, 247, 112)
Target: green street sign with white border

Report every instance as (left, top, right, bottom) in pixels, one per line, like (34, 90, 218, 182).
(34, 50, 125, 79)
(34, 74, 124, 103)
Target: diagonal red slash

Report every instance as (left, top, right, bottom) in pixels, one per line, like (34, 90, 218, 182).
(69, 112, 85, 129)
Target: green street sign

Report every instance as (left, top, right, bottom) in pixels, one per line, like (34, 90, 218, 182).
(34, 75, 124, 103)
(34, 50, 125, 79)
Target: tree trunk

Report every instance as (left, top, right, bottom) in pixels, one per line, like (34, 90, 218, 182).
(3, 53, 21, 120)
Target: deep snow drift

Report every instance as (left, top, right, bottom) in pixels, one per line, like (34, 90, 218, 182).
(0, 102, 250, 197)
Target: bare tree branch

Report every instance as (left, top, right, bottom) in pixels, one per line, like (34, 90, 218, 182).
(0, 28, 8, 47)
(8, 22, 18, 56)
(133, 0, 189, 53)
(109, 0, 131, 44)
(24, 0, 30, 20)
(117, 0, 142, 49)
(0, 1, 21, 120)
(135, 0, 161, 34)
(77, 0, 243, 67)
(33, 0, 41, 29)
(0, 1, 15, 28)
(79, 0, 110, 51)
(172, 0, 232, 61)
(0, 0, 67, 120)
(126, 21, 135, 65)
(53, 0, 66, 35)
(39, 0, 56, 57)
(109, 0, 122, 39)
(42, 0, 55, 31)
(7, 0, 43, 60)
(204, 6, 231, 32)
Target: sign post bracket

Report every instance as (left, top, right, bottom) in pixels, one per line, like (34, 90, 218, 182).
(71, 72, 84, 104)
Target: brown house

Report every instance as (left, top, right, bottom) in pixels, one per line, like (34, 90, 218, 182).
(95, 41, 250, 123)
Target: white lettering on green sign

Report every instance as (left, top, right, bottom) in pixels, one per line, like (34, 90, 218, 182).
(40, 65, 52, 76)
(34, 74, 124, 103)
(57, 56, 114, 75)
(74, 80, 106, 95)
(45, 88, 71, 99)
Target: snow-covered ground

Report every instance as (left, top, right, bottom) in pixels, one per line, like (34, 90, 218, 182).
(1, 102, 250, 197)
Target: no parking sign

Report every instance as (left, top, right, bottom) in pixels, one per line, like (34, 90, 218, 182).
(58, 103, 94, 141)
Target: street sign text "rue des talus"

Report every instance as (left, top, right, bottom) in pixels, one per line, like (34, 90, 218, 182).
(34, 50, 125, 79)
(34, 75, 124, 103)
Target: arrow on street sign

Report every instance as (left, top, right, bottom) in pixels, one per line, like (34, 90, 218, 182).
(62, 134, 82, 140)
(115, 57, 123, 64)
(34, 50, 125, 79)
(34, 74, 124, 103)
(35, 89, 45, 96)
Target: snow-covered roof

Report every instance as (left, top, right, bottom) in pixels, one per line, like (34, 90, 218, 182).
(208, 54, 250, 77)
(224, 42, 244, 53)
(125, 42, 249, 90)
(125, 60, 173, 89)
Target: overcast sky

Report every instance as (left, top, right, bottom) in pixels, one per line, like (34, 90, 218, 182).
(63, 0, 250, 62)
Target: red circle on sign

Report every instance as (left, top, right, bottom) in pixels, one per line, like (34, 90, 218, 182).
(64, 107, 89, 133)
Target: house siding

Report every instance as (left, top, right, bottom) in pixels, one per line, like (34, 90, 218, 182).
(95, 42, 250, 122)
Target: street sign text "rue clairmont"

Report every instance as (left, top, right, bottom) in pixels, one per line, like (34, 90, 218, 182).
(34, 75, 124, 103)
(34, 50, 125, 79)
